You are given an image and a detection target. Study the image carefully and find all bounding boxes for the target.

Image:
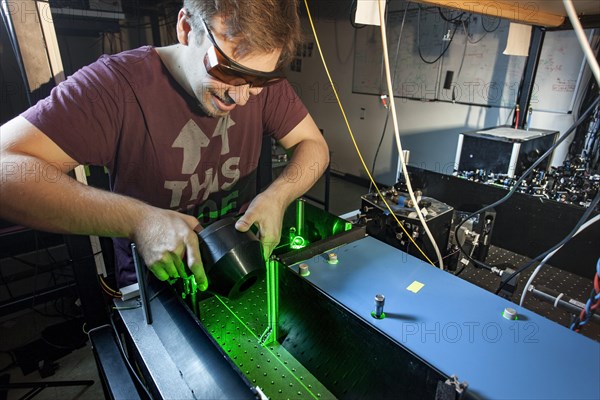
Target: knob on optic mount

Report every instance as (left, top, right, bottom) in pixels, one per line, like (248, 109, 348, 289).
(372, 294, 386, 319)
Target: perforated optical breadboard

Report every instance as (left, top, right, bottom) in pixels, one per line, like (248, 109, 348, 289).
(458, 245, 600, 341)
(199, 279, 334, 399)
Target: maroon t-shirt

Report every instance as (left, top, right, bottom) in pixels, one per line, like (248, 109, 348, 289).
(21, 46, 308, 286)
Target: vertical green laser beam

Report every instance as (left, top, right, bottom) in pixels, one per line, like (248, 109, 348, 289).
(266, 259, 279, 344)
(266, 264, 272, 341)
(296, 199, 305, 237)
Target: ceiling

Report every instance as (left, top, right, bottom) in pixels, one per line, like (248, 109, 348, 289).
(414, 0, 600, 27)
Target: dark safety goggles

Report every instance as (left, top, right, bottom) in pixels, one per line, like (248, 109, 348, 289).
(201, 19, 284, 88)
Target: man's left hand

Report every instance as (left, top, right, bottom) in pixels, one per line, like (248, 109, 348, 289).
(234, 192, 284, 260)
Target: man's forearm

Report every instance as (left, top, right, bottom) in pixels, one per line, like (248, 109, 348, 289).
(1, 153, 209, 287)
(0, 154, 151, 238)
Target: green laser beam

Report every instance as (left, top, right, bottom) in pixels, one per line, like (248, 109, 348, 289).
(214, 295, 260, 340)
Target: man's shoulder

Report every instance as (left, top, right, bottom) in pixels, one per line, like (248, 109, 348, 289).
(85, 45, 168, 92)
(98, 46, 158, 69)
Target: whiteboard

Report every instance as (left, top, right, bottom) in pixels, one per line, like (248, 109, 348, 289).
(530, 29, 592, 113)
(438, 16, 526, 107)
(352, 6, 590, 111)
(353, 7, 446, 100)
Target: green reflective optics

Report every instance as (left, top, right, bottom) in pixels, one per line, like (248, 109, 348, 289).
(331, 220, 353, 236)
(290, 235, 308, 249)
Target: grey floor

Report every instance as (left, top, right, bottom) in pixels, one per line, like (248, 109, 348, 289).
(0, 308, 104, 400)
(0, 174, 369, 400)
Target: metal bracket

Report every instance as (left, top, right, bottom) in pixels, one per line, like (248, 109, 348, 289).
(131, 243, 152, 324)
(257, 326, 273, 347)
(436, 375, 468, 400)
(448, 375, 468, 398)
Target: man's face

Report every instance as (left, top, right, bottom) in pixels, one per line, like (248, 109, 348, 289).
(180, 14, 282, 118)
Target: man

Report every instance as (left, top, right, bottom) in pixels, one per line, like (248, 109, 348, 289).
(0, 0, 329, 292)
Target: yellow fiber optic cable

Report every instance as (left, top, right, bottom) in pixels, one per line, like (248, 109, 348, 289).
(302, 0, 435, 266)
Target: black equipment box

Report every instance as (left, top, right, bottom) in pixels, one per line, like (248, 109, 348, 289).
(454, 126, 558, 177)
(360, 189, 453, 264)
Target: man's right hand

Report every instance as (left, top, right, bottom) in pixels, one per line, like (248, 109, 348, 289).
(131, 209, 208, 291)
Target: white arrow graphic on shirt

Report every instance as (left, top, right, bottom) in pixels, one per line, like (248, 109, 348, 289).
(172, 119, 210, 174)
(212, 115, 235, 155)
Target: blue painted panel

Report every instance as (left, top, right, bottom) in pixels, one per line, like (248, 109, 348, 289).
(290, 236, 600, 400)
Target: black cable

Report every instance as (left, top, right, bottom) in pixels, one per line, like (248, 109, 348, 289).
(349, 0, 367, 29)
(454, 96, 600, 272)
(572, 73, 600, 160)
(438, 7, 464, 22)
(451, 20, 469, 102)
(591, 129, 600, 172)
(455, 264, 467, 276)
(370, 114, 390, 193)
(417, 6, 460, 65)
(369, 1, 410, 192)
(569, 74, 598, 163)
(481, 15, 501, 33)
(495, 189, 600, 295)
(464, 15, 489, 45)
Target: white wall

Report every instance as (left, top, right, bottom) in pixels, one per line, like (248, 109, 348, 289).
(287, 17, 594, 185)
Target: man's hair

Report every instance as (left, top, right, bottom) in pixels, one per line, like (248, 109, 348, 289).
(183, 0, 302, 67)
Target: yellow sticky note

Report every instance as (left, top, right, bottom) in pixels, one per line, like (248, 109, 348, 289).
(407, 281, 425, 293)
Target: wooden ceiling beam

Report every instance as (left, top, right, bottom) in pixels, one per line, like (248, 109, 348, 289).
(414, 0, 565, 27)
